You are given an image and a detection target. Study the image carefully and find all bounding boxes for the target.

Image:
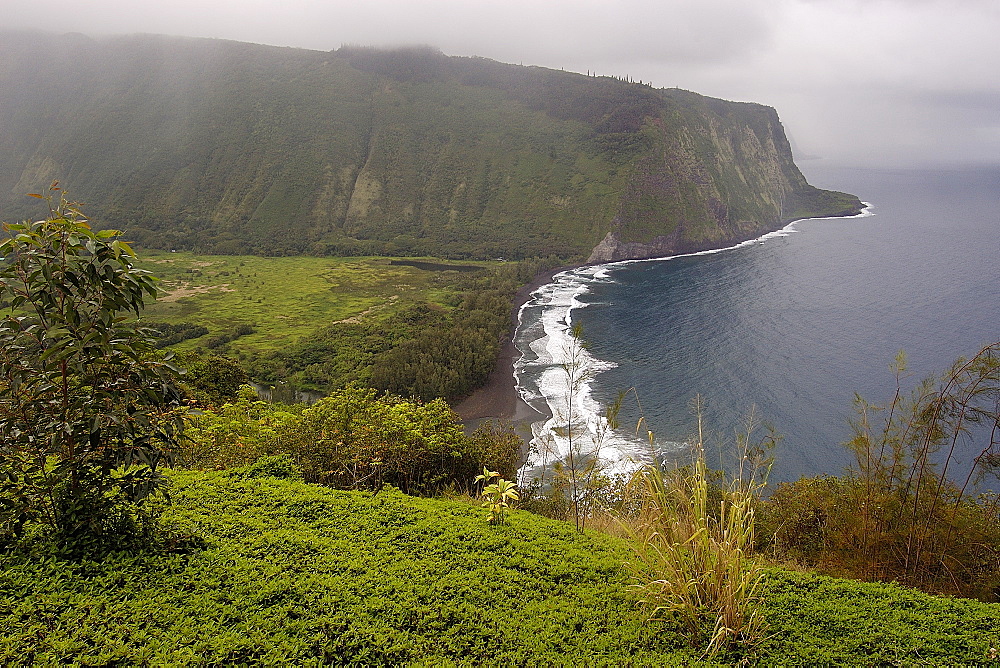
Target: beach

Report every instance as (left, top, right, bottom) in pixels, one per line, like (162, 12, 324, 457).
(453, 266, 567, 449)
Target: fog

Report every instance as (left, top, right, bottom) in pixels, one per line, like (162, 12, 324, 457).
(6, 0, 999, 167)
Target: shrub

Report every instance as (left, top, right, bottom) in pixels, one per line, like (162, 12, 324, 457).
(467, 419, 522, 482)
(281, 387, 478, 494)
(229, 454, 302, 480)
(625, 400, 773, 657)
(181, 385, 515, 496)
(179, 385, 299, 470)
(0, 187, 184, 556)
(174, 350, 249, 407)
(759, 345, 1000, 599)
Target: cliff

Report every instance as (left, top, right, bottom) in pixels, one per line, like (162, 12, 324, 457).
(0, 31, 861, 261)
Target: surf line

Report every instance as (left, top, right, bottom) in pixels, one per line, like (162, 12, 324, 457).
(511, 203, 875, 479)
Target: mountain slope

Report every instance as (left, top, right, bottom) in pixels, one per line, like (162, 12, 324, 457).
(0, 31, 861, 260)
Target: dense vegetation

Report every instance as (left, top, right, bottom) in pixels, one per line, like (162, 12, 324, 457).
(244, 259, 544, 401)
(2, 468, 998, 665)
(3, 203, 998, 662)
(0, 189, 184, 557)
(180, 387, 521, 494)
(0, 30, 860, 262)
(135, 250, 558, 401)
(758, 346, 1000, 600)
(6, 30, 996, 665)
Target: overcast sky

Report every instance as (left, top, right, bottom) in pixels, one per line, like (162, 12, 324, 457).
(6, 0, 1000, 168)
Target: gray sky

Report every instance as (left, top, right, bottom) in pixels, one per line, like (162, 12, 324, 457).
(6, 0, 1000, 167)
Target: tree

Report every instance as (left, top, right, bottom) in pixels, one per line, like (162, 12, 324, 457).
(760, 344, 1000, 598)
(0, 186, 184, 555)
(173, 349, 249, 407)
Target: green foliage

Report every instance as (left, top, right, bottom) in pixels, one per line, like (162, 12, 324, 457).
(178, 385, 298, 471)
(228, 454, 301, 481)
(0, 32, 859, 261)
(626, 401, 774, 657)
(3, 468, 999, 664)
(0, 469, 686, 664)
(181, 386, 515, 496)
(467, 419, 522, 483)
(204, 323, 255, 349)
(0, 188, 184, 556)
(757, 569, 1000, 665)
(282, 388, 473, 494)
(146, 321, 208, 347)
(759, 344, 1000, 599)
(172, 350, 248, 407)
(475, 467, 519, 525)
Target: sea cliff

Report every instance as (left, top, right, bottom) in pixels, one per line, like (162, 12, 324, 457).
(0, 32, 861, 261)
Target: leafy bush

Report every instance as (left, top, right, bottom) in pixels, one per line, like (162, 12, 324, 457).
(179, 385, 300, 470)
(466, 419, 522, 482)
(181, 386, 518, 496)
(229, 454, 301, 480)
(146, 321, 209, 347)
(0, 189, 184, 557)
(173, 350, 249, 407)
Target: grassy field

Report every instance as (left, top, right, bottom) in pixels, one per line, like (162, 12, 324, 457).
(3, 467, 998, 665)
(137, 251, 497, 354)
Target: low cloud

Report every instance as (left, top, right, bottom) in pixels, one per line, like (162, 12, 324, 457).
(5, 0, 999, 166)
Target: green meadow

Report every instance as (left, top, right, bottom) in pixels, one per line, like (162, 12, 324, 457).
(138, 251, 497, 355)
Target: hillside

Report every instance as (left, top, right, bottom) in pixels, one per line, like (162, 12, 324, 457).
(0, 30, 861, 261)
(2, 467, 998, 664)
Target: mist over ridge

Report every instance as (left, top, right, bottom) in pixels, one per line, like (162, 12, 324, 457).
(0, 30, 860, 260)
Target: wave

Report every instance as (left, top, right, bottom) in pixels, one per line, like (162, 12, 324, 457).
(513, 205, 874, 480)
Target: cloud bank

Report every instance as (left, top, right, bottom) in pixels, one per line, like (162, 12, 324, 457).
(5, 0, 999, 167)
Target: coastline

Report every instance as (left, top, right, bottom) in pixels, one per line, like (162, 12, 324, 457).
(453, 266, 566, 447)
(452, 205, 870, 456)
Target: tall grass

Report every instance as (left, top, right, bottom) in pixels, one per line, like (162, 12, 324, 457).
(626, 400, 772, 656)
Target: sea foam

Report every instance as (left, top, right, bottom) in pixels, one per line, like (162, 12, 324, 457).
(513, 204, 874, 482)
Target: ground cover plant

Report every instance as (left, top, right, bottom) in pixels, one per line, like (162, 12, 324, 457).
(0, 466, 687, 665)
(2, 465, 999, 665)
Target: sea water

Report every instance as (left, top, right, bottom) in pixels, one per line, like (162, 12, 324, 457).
(513, 165, 1000, 484)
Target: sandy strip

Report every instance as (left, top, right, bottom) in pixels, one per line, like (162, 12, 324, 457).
(453, 266, 570, 454)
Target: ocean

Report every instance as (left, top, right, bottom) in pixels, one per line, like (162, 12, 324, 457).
(513, 164, 1000, 484)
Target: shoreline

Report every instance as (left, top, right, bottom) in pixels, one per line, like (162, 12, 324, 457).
(452, 206, 870, 454)
(452, 266, 567, 449)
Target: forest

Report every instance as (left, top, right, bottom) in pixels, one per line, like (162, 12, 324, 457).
(0, 30, 860, 262)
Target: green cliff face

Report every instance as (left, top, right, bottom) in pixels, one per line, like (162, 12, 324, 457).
(0, 32, 861, 261)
